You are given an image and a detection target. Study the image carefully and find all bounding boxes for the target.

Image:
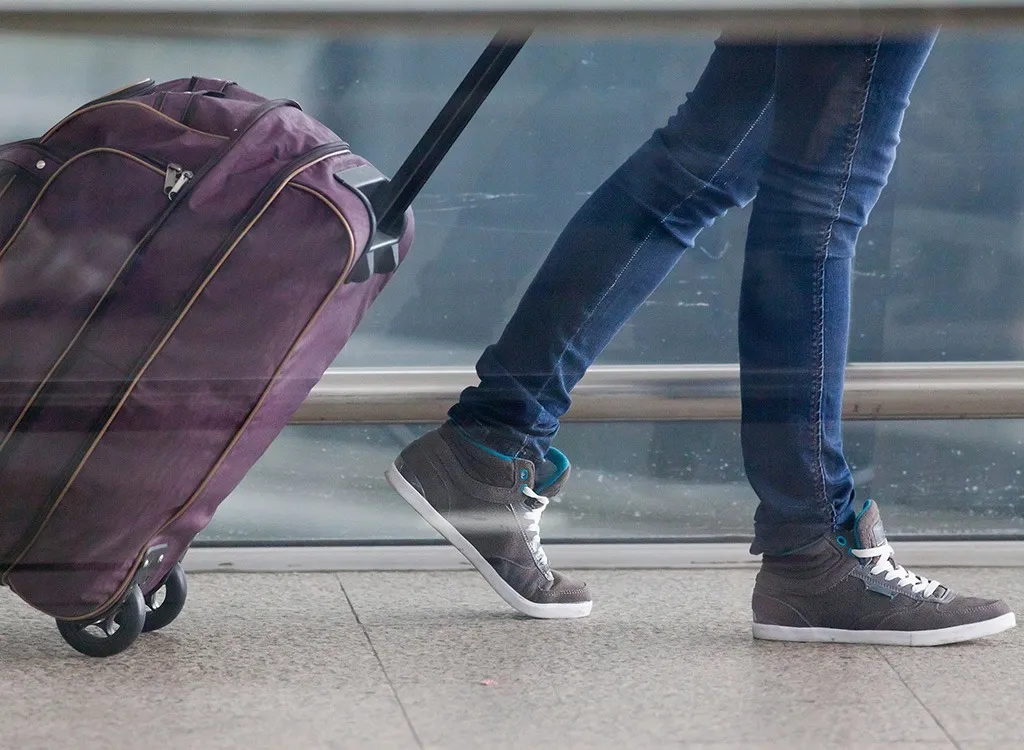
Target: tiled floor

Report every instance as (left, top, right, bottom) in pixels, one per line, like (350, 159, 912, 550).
(1, 567, 1020, 749)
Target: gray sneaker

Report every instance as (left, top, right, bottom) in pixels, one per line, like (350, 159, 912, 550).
(385, 423, 592, 619)
(752, 500, 1016, 646)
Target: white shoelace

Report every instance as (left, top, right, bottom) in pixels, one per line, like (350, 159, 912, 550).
(852, 542, 942, 597)
(521, 486, 550, 569)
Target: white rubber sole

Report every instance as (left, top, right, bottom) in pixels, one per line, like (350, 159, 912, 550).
(753, 611, 1016, 646)
(385, 461, 593, 620)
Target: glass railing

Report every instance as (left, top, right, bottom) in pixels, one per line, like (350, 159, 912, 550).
(206, 419, 1024, 543)
(3, 6, 1024, 545)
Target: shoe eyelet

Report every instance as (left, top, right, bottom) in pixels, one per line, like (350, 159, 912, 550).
(836, 535, 848, 547)
(519, 468, 529, 481)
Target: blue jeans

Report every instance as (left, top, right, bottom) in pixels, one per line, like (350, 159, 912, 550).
(448, 35, 938, 555)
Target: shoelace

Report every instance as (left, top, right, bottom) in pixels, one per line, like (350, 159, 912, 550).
(852, 542, 942, 597)
(521, 486, 550, 570)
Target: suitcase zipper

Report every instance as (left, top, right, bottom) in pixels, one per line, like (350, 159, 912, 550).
(149, 182, 358, 556)
(2, 142, 352, 612)
(149, 98, 300, 208)
(0, 147, 168, 265)
(163, 164, 193, 200)
(0, 105, 303, 482)
(0, 148, 173, 463)
(0, 103, 312, 591)
(0, 103, 307, 455)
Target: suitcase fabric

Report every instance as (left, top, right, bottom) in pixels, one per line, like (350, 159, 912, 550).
(0, 32, 527, 656)
(0, 78, 412, 621)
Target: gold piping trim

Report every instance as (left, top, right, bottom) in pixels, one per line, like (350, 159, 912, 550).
(6, 151, 351, 615)
(0, 148, 163, 265)
(0, 151, 165, 459)
(153, 183, 356, 534)
(0, 174, 16, 204)
(42, 100, 230, 144)
(94, 79, 152, 101)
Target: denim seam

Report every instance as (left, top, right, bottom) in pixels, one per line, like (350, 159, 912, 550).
(661, 91, 776, 228)
(521, 92, 777, 461)
(813, 39, 882, 531)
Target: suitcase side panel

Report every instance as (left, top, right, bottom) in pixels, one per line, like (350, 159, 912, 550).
(7, 179, 358, 617)
(0, 126, 309, 566)
(123, 154, 413, 602)
(0, 151, 173, 559)
(1, 110, 349, 612)
(148, 206, 415, 590)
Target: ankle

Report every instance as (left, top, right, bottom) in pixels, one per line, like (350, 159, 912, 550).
(446, 419, 542, 464)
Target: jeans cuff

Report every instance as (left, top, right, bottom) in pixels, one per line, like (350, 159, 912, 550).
(445, 406, 542, 462)
(750, 520, 835, 557)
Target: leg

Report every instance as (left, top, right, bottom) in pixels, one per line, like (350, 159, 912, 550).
(748, 34, 1015, 645)
(740, 37, 937, 556)
(389, 40, 778, 618)
(450, 39, 778, 461)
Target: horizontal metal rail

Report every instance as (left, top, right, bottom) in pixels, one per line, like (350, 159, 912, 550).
(290, 361, 1024, 424)
(1, 0, 1024, 36)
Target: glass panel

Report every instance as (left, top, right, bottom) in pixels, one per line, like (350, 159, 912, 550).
(3, 31, 1023, 367)
(199, 420, 1024, 543)
(3, 30, 1023, 545)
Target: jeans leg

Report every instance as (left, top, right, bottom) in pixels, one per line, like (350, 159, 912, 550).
(742, 35, 937, 555)
(449, 41, 778, 461)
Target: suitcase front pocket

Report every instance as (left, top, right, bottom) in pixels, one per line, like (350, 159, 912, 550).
(0, 148, 173, 456)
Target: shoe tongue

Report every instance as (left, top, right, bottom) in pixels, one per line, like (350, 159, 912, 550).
(854, 501, 949, 600)
(853, 500, 888, 550)
(535, 447, 571, 497)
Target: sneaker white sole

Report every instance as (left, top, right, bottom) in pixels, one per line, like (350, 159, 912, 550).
(386, 461, 593, 620)
(752, 611, 1016, 646)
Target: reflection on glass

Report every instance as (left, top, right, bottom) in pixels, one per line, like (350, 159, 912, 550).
(202, 421, 1024, 543)
(1, 31, 1022, 547)
(2, 32, 1022, 369)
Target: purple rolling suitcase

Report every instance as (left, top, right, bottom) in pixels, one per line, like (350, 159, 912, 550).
(0, 33, 526, 656)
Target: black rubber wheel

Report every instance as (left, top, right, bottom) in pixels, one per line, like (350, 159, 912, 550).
(55, 585, 146, 658)
(142, 563, 187, 633)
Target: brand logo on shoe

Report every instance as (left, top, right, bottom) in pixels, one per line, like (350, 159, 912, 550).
(864, 579, 896, 599)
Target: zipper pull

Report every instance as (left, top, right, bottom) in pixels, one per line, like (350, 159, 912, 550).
(164, 163, 193, 200)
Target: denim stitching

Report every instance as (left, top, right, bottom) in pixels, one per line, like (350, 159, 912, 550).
(516, 93, 777, 461)
(813, 39, 882, 530)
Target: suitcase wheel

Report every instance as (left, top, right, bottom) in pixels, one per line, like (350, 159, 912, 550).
(55, 585, 146, 658)
(142, 563, 187, 633)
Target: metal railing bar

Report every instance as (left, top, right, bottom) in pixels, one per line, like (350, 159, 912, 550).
(290, 361, 1024, 424)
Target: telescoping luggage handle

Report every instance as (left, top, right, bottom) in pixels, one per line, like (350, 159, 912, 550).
(336, 29, 530, 283)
